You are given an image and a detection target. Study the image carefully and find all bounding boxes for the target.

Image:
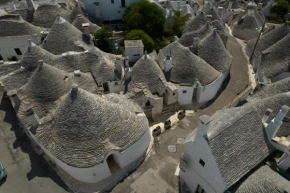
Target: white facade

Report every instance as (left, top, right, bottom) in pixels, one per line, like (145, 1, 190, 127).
(84, 0, 141, 21)
(176, 70, 229, 106)
(29, 127, 151, 183)
(0, 35, 39, 61)
(124, 40, 144, 64)
(178, 85, 194, 105)
(180, 116, 226, 193)
(196, 70, 229, 104)
(106, 80, 124, 93)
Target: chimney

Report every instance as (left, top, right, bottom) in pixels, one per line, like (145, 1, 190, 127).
(26, 0, 37, 11)
(38, 60, 43, 70)
(164, 51, 172, 73)
(227, 1, 233, 11)
(258, 3, 263, 10)
(10, 2, 16, 10)
(217, 7, 224, 17)
(274, 105, 289, 124)
(262, 108, 273, 125)
(115, 58, 123, 75)
(71, 84, 78, 100)
(196, 115, 211, 140)
(125, 67, 131, 80)
(82, 23, 90, 36)
(194, 4, 198, 14)
(177, 2, 181, 11)
(266, 105, 290, 139)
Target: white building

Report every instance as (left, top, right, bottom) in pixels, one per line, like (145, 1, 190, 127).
(84, 0, 141, 21)
(0, 17, 41, 61)
(180, 91, 290, 193)
(124, 40, 144, 64)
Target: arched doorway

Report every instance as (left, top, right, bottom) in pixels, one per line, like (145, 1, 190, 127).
(107, 154, 121, 174)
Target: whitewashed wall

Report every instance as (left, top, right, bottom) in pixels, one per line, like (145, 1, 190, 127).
(180, 134, 226, 193)
(108, 80, 124, 93)
(125, 47, 144, 63)
(196, 70, 229, 104)
(178, 87, 194, 105)
(29, 126, 151, 184)
(0, 35, 39, 61)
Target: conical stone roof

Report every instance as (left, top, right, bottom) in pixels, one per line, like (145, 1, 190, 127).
(211, 20, 229, 44)
(42, 15, 92, 55)
(25, 62, 72, 100)
(179, 23, 213, 47)
(205, 7, 222, 22)
(36, 87, 148, 168)
(259, 33, 290, 79)
(129, 56, 167, 95)
(233, 13, 260, 30)
(158, 41, 220, 85)
(71, 15, 100, 34)
(21, 40, 57, 69)
(247, 22, 290, 56)
(0, 19, 41, 37)
(198, 30, 233, 72)
(183, 12, 207, 34)
(33, 4, 71, 28)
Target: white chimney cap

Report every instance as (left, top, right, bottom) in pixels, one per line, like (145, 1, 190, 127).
(74, 70, 81, 76)
(82, 23, 90, 27)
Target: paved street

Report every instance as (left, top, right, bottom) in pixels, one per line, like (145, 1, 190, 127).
(0, 93, 69, 193)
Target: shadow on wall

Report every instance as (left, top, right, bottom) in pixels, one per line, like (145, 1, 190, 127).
(0, 95, 69, 191)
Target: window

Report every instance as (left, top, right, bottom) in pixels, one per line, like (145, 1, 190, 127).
(14, 48, 22, 55)
(183, 90, 187, 94)
(199, 159, 205, 167)
(115, 82, 118, 86)
(111, 0, 114, 4)
(195, 185, 206, 193)
(121, 0, 126, 7)
(173, 93, 176, 96)
(0, 54, 3, 61)
(133, 54, 140, 57)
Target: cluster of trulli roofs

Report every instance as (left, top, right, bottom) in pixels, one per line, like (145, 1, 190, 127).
(0, 0, 290, 192)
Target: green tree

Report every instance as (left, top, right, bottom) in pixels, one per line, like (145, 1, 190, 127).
(94, 26, 113, 52)
(172, 12, 186, 37)
(270, 0, 290, 20)
(126, 30, 154, 52)
(123, 0, 165, 39)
